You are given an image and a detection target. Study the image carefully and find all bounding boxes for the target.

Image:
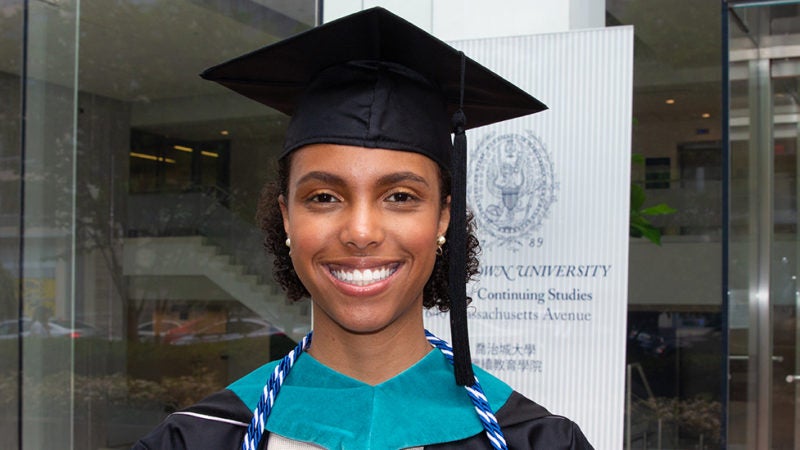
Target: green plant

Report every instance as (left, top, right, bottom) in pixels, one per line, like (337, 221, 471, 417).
(630, 154, 677, 245)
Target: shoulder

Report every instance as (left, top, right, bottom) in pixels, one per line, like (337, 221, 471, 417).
(132, 389, 254, 450)
(497, 391, 594, 449)
(426, 391, 594, 450)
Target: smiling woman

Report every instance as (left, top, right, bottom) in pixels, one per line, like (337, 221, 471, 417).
(262, 150, 480, 315)
(133, 7, 592, 450)
(277, 145, 450, 381)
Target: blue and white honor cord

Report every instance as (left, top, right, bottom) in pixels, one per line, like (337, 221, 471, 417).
(241, 330, 508, 450)
(242, 333, 312, 450)
(424, 330, 508, 450)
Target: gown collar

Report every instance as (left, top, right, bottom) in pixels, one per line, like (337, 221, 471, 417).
(230, 349, 512, 449)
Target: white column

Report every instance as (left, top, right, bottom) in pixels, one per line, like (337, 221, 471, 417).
(322, 0, 605, 37)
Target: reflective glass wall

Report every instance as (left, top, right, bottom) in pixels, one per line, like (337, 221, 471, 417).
(607, 1, 726, 448)
(1, 1, 316, 448)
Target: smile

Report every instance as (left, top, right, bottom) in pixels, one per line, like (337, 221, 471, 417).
(330, 264, 399, 286)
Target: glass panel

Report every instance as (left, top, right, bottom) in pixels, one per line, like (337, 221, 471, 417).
(607, 1, 725, 447)
(9, 1, 317, 448)
(728, 6, 759, 449)
(0, 2, 24, 449)
(772, 54, 799, 450)
(21, 0, 81, 447)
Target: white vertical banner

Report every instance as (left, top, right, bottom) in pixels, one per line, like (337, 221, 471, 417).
(425, 27, 633, 449)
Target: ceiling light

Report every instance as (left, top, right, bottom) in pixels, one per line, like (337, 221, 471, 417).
(701, 113, 711, 118)
(173, 145, 193, 153)
(220, 130, 229, 136)
(665, 99, 675, 105)
(201, 151, 219, 158)
(130, 152, 176, 164)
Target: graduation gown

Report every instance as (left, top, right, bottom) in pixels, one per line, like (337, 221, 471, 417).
(133, 350, 593, 449)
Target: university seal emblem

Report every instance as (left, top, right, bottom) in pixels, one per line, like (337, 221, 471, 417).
(469, 131, 557, 251)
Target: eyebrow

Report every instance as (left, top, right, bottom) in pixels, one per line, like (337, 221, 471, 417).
(293, 171, 430, 188)
(376, 171, 430, 187)
(294, 171, 345, 188)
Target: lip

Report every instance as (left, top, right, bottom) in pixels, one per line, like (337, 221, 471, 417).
(324, 260, 402, 297)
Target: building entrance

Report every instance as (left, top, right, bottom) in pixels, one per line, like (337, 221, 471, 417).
(728, 2, 800, 448)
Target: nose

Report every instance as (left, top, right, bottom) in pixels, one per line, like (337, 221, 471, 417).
(339, 199, 385, 251)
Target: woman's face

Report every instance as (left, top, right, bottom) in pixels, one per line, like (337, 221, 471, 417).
(280, 144, 450, 336)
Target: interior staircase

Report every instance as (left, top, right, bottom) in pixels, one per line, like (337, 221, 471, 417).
(123, 236, 310, 341)
(125, 190, 311, 341)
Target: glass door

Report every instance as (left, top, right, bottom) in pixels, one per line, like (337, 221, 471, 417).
(728, 2, 800, 448)
(773, 53, 800, 448)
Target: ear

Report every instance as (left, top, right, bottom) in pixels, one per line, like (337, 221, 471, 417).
(438, 195, 451, 238)
(278, 194, 290, 235)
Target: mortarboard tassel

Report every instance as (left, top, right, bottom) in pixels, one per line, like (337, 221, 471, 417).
(449, 52, 475, 387)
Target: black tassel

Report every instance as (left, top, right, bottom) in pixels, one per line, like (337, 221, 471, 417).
(449, 119, 473, 386)
(449, 51, 473, 386)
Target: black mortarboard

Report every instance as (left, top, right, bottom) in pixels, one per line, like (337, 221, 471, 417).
(201, 7, 546, 386)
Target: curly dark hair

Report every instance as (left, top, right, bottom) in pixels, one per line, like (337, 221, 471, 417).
(256, 153, 481, 312)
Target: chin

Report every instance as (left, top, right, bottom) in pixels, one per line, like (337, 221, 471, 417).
(328, 315, 397, 336)
(315, 306, 412, 337)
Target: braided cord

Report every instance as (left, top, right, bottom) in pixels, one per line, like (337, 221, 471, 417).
(240, 330, 506, 450)
(241, 332, 312, 450)
(425, 330, 508, 450)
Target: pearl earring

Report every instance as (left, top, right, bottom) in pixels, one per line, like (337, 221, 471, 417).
(436, 235, 446, 255)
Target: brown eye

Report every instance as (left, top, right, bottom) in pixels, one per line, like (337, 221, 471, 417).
(311, 193, 338, 203)
(386, 192, 415, 202)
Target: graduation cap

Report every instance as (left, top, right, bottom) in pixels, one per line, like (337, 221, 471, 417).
(201, 7, 546, 386)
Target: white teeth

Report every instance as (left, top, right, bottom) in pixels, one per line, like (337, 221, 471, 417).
(332, 266, 396, 286)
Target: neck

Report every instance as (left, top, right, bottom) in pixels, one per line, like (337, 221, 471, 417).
(307, 314, 432, 385)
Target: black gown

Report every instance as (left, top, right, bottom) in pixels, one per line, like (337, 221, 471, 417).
(133, 350, 593, 449)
